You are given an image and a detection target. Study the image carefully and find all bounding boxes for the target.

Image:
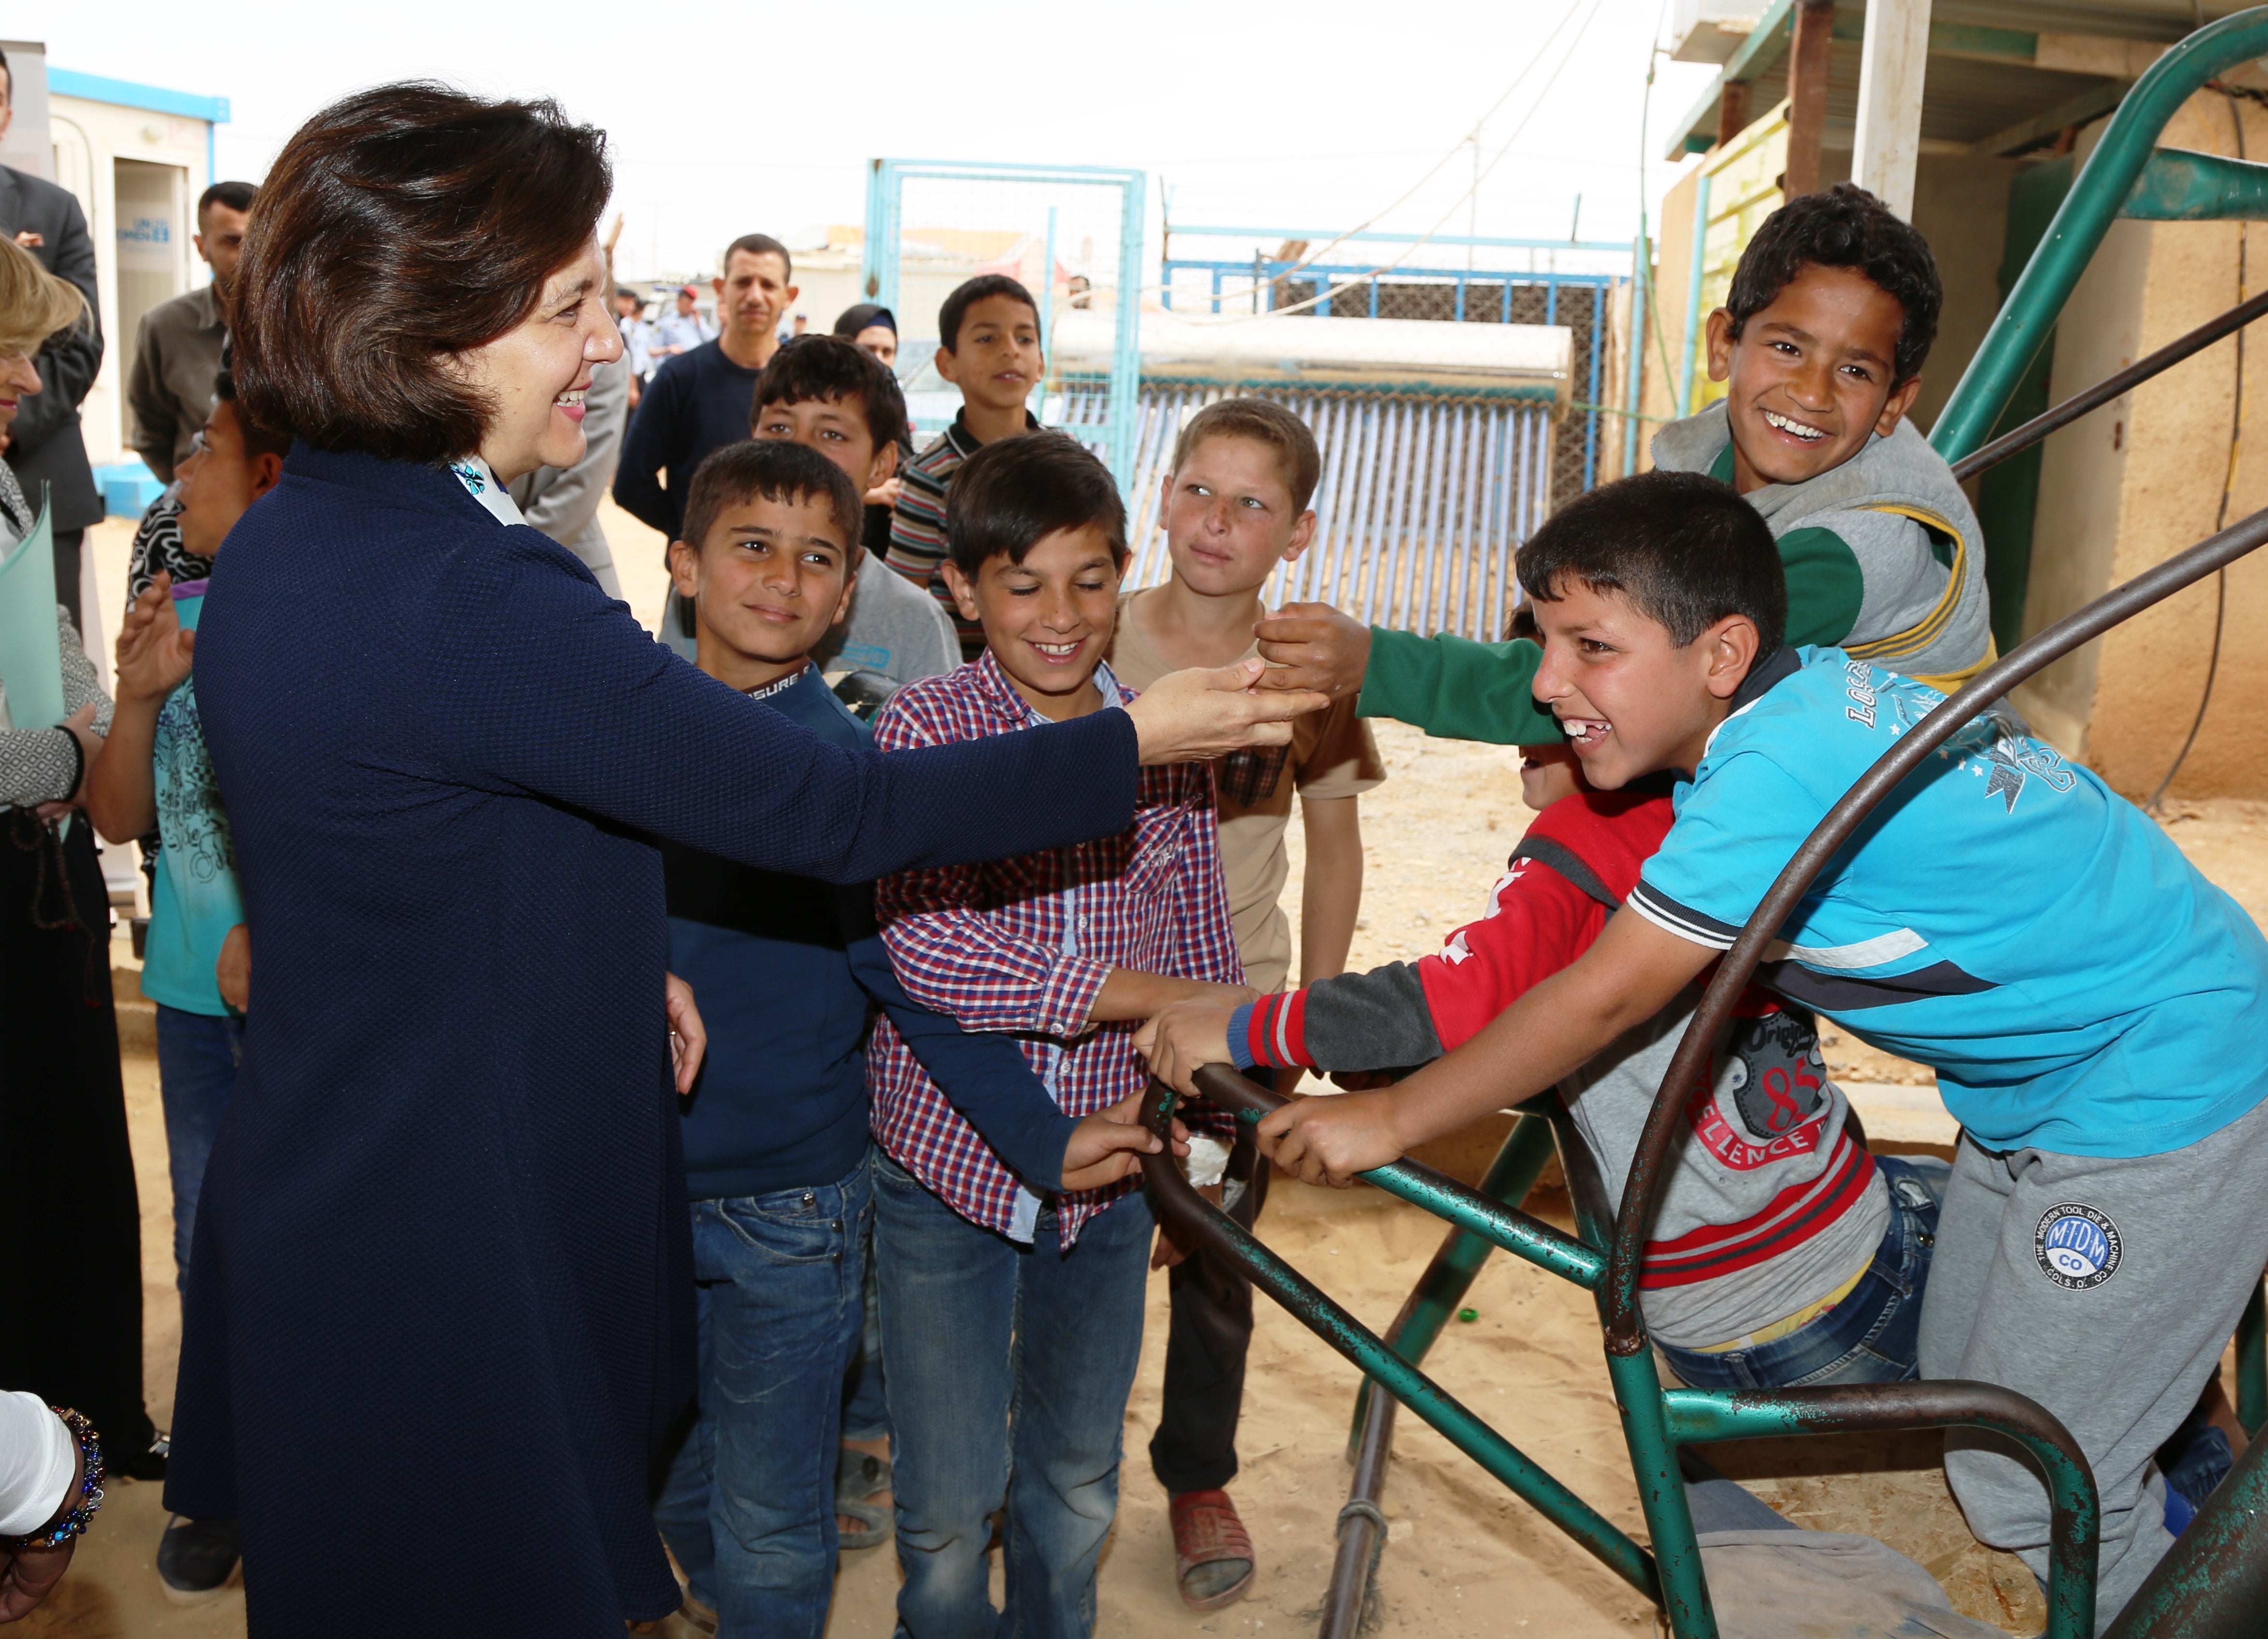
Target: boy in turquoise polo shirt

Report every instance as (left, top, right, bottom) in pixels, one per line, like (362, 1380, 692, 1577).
(1166, 468, 2268, 1629)
(87, 360, 290, 1602)
(1255, 183, 1994, 733)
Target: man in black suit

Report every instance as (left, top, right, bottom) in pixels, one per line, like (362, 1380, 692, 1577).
(0, 48, 103, 626)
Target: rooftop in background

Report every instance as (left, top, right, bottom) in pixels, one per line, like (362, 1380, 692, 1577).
(1663, 0, 2250, 160)
(48, 67, 229, 125)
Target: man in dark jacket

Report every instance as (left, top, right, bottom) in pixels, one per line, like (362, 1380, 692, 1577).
(0, 49, 103, 626)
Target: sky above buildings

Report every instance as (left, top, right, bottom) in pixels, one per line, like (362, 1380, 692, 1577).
(19, 0, 1721, 280)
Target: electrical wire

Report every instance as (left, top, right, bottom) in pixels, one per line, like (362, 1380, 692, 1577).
(1223, 0, 1597, 289)
(1172, 0, 1612, 324)
(2149, 83, 2247, 810)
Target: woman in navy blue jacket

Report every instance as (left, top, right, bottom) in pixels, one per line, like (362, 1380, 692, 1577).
(161, 84, 1310, 1638)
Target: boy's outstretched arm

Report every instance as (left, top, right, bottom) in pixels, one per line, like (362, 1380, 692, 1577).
(1260, 911, 1715, 1186)
(1252, 604, 1559, 746)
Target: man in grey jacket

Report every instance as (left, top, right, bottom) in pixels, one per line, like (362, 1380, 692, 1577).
(0, 49, 102, 627)
(127, 181, 256, 484)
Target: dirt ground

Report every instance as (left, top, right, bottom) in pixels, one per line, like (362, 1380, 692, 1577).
(41, 509, 2263, 1637)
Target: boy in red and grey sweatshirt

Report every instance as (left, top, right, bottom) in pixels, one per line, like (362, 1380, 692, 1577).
(1140, 694, 1950, 1388)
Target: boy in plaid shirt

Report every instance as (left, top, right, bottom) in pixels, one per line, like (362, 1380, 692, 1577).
(869, 431, 1249, 1639)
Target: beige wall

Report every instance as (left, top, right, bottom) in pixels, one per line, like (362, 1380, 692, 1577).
(1904, 154, 2019, 440)
(2015, 91, 2268, 799)
(1637, 165, 1704, 456)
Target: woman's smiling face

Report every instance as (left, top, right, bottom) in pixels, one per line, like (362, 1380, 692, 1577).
(456, 239, 623, 483)
(0, 351, 42, 437)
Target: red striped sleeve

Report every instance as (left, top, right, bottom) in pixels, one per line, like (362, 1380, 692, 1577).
(1244, 990, 1312, 1067)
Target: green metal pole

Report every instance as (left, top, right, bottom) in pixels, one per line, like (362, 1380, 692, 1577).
(2238, 1277, 2267, 1437)
(1664, 1388, 2098, 1639)
(1218, 1104, 1604, 1286)
(2101, 1412, 2268, 1638)
(1174, 1168, 1663, 1603)
(1347, 1113, 1561, 1456)
(1609, 1350, 1718, 1639)
(1933, 7, 2268, 462)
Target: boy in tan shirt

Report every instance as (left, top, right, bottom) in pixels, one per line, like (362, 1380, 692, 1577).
(1107, 399, 1383, 1609)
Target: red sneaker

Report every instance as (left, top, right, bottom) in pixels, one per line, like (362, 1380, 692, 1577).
(1169, 1488, 1256, 1611)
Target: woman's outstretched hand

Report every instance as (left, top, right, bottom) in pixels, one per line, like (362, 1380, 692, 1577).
(1125, 658, 1330, 765)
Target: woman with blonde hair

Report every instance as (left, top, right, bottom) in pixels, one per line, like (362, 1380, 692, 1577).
(0, 232, 165, 1593)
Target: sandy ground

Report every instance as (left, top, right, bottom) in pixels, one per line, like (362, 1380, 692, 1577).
(41, 509, 2265, 1637)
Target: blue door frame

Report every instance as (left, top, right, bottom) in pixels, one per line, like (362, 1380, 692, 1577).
(863, 158, 1147, 488)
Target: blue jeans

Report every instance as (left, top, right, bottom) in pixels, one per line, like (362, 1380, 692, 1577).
(653, 1152, 873, 1639)
(873, 1151, 1155, 1639)
(841, 1260, 888, 1443)
(153, 1005, 242, 1290)
(1658, 1155, 1950, 1390)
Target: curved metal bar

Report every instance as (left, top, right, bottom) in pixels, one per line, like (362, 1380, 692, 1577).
(1933, 7, 2268, 462)
(1665, 1383, 2099, 1639)
(1139, 1079, 1663, 1603)
(1949, 284, 2268, 483)
(1601, 500, 2268, 1353)
(1320, 1112, 1562, 1639)
(2102, 1411, 2268, 1638)
(1183, 1065, 1605, 1286)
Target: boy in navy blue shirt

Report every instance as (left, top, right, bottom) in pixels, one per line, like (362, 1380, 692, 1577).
(1176, 468, 2268, 1627)
(650, 441, 1173, 1639)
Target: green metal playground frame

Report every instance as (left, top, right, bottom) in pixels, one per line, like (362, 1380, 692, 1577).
(1141, 13, 2268, 1635)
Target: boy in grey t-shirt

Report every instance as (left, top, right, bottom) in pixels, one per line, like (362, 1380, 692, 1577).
(749, 336, 957, 687)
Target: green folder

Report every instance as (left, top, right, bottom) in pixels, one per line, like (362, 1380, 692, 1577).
(0, 488, 62, 731)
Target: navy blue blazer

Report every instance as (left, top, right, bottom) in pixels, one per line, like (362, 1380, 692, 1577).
(169, 445, 1135, 1636)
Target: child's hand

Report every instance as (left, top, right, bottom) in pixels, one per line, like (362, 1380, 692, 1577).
(1061, 1087, 1187, 1192)
(1133, 998, 1239, 1097)
(113, 575, 194, 703)
(216, 923, 251, 1013)
(664, 972, 706, 1094)
(1253, 603, 1370, 701)
(1257, 1089, 1407, 1188)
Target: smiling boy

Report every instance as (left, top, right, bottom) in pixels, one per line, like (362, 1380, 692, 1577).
(1107, 398, 1383, 1609)
(1231, 468, 2268, 1627)
(749, 335, 958, 685)
(868, 431, 1247, 1639)
(1255, 183, 1991, 739)
(650, 439, 1171, 1638)
(886, 274, 1046, 659)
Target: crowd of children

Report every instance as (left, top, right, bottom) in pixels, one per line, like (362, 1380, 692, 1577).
(79, 182, 2265, 1639)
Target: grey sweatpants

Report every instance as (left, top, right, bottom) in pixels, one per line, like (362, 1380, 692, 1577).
(1917, 1093, 2268, 1633)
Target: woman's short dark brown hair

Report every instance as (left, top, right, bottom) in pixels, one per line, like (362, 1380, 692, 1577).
(231, 82, 610, 465)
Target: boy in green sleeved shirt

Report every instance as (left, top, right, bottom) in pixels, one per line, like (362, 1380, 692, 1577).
(1258, 183, 1993, 740)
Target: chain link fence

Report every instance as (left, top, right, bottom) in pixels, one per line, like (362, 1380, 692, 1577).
(1268, 275, 1605, 508)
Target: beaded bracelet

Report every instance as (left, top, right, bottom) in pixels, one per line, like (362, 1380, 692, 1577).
(0, 1408, 104, 1553)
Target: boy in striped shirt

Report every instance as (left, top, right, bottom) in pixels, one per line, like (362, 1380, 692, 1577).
(885, 274, 1045, 659)
(869, 431, 1248, 1638)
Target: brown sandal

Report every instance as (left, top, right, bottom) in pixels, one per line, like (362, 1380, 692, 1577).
(1169, 1488, 1256, 1611)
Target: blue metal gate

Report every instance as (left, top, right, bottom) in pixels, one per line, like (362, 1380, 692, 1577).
(862, 158, 1146, 487)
